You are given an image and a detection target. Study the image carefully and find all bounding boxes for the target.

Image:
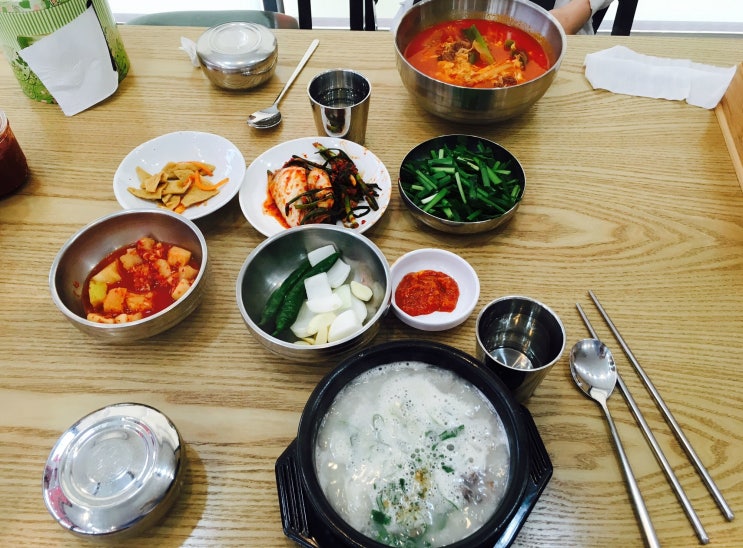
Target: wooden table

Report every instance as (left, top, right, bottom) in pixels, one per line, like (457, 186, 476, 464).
(1, 25, 742, 547)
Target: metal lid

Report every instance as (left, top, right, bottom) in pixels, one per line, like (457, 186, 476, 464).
(196, 22, 278, 74)
(42, 403, 186, 538)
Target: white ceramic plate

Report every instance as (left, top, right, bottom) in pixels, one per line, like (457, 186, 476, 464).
(113, 131, 246, 220)
(390, 248, 480, 331)
(239, 136, 391, 237)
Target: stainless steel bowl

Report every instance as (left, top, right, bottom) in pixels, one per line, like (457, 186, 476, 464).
(394, 0, 566, 123)
(399, 134, 525, 234)
(236, 225, 391, 363)
(50, 209, 208, 343)
(43, 403, 186, 539)
(197, 22, 278, 90)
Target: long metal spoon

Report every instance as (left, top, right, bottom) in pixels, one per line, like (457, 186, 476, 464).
(570, 338, 660, 548)
(577, 304, 709, 544)
(247, 38, 319, 129)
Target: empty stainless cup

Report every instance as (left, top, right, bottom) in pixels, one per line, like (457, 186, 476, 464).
(308, 68, 371, 144)
(476, 296, 565, 402)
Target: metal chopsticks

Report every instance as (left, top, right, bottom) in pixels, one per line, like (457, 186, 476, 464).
(576, 303, 709, 544)
(588, 290, 735, 522)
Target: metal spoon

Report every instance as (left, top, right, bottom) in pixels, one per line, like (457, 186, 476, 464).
(569, 339, 660, 548)
(247, 38, 319, 129)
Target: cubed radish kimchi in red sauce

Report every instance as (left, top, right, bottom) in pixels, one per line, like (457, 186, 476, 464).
(403, 19, 549, 88)
(83, 237, 200, 324)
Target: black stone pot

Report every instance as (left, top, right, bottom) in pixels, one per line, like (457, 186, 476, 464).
(275, 340, 552, 548)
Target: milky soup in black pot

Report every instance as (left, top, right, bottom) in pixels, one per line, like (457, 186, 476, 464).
(314, 360, 510, 547)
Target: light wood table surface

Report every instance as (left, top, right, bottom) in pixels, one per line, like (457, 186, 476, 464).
(1, 25, 742, 547)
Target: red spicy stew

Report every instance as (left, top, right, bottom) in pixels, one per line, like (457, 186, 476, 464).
(404, 18, 549, 88)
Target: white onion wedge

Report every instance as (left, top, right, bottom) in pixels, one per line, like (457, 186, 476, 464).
(333, 284, 352, 310)
(307, 294, 343, 314)
(350, 294, 368, 323)
(326, 259, 351, 288)
(304, 272, 333, 300)
(289, 301, 316, 338)
(307, 244, 336, 267)
(328, 309, 362, 342)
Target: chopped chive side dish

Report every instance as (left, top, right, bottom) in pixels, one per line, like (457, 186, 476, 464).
(400, 140, 523, 223)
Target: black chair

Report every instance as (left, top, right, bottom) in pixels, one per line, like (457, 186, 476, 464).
(593, 0, 639, 35)
(295, 0, 377, 31)
(350, 0, 378, 31)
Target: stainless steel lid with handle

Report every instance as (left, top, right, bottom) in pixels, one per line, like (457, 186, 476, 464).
(196, 22, 278, 74)
(42, 403, 186, 539)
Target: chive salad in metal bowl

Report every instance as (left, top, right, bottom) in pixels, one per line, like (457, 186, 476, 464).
(398, 134, 525, 234)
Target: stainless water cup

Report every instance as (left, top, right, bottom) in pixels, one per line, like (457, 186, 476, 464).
(476, 296, 565, 402)
(307, 69, 371, 144)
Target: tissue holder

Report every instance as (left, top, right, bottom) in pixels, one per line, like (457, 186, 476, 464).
(716, 62, 743, 192)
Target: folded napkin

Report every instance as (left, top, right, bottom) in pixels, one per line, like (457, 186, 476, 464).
(180, 37, 201, 68)
(18, 6, 118, 116)
(584, 45, 737, 109)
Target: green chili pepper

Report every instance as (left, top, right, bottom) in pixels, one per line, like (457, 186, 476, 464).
(258, 258, 312, 327)
(463, 24, 495, 64)
(272, 252, 340, 335)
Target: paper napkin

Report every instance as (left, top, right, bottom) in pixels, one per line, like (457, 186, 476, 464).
(18, 6, 118, 116)
(179, 37, 201, 67)
(584, 45, 737, 109)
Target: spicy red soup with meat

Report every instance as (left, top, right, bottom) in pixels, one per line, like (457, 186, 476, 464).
(83, 237, 200, 324)
(404, 18, 549, 88)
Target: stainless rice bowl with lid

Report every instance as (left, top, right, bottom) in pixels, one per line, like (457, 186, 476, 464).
(197, 22, 278, 90)
(42, 403, 186, 539)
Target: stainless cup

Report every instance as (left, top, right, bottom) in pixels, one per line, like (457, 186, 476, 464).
(476, 296, 565, 402)
(308, 68, 371, 144)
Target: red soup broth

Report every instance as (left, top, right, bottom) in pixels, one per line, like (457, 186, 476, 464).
(404, 18, 549, 88)
(83, 238, 200, 321)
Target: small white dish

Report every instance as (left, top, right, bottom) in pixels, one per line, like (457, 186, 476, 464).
(390, 248, 480, 331)
(113, 131, 246, 220)
(239, 136, 391, 237)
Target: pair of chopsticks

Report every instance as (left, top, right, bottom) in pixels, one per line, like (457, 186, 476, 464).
(577, 290, 734, 545)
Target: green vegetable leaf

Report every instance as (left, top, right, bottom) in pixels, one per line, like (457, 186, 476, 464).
(462, 24, 495, 64)
(400, 138, 523, 223)
(439, 424, 464, 441)
(371, 509, 391, 525)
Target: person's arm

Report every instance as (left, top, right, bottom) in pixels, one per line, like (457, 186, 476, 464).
(550, 0, 594, 34)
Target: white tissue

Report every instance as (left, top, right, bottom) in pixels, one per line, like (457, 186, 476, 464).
(180, 37, 200, 67)
(584, 45, 737, 109)
(18, 6, 118, 117)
